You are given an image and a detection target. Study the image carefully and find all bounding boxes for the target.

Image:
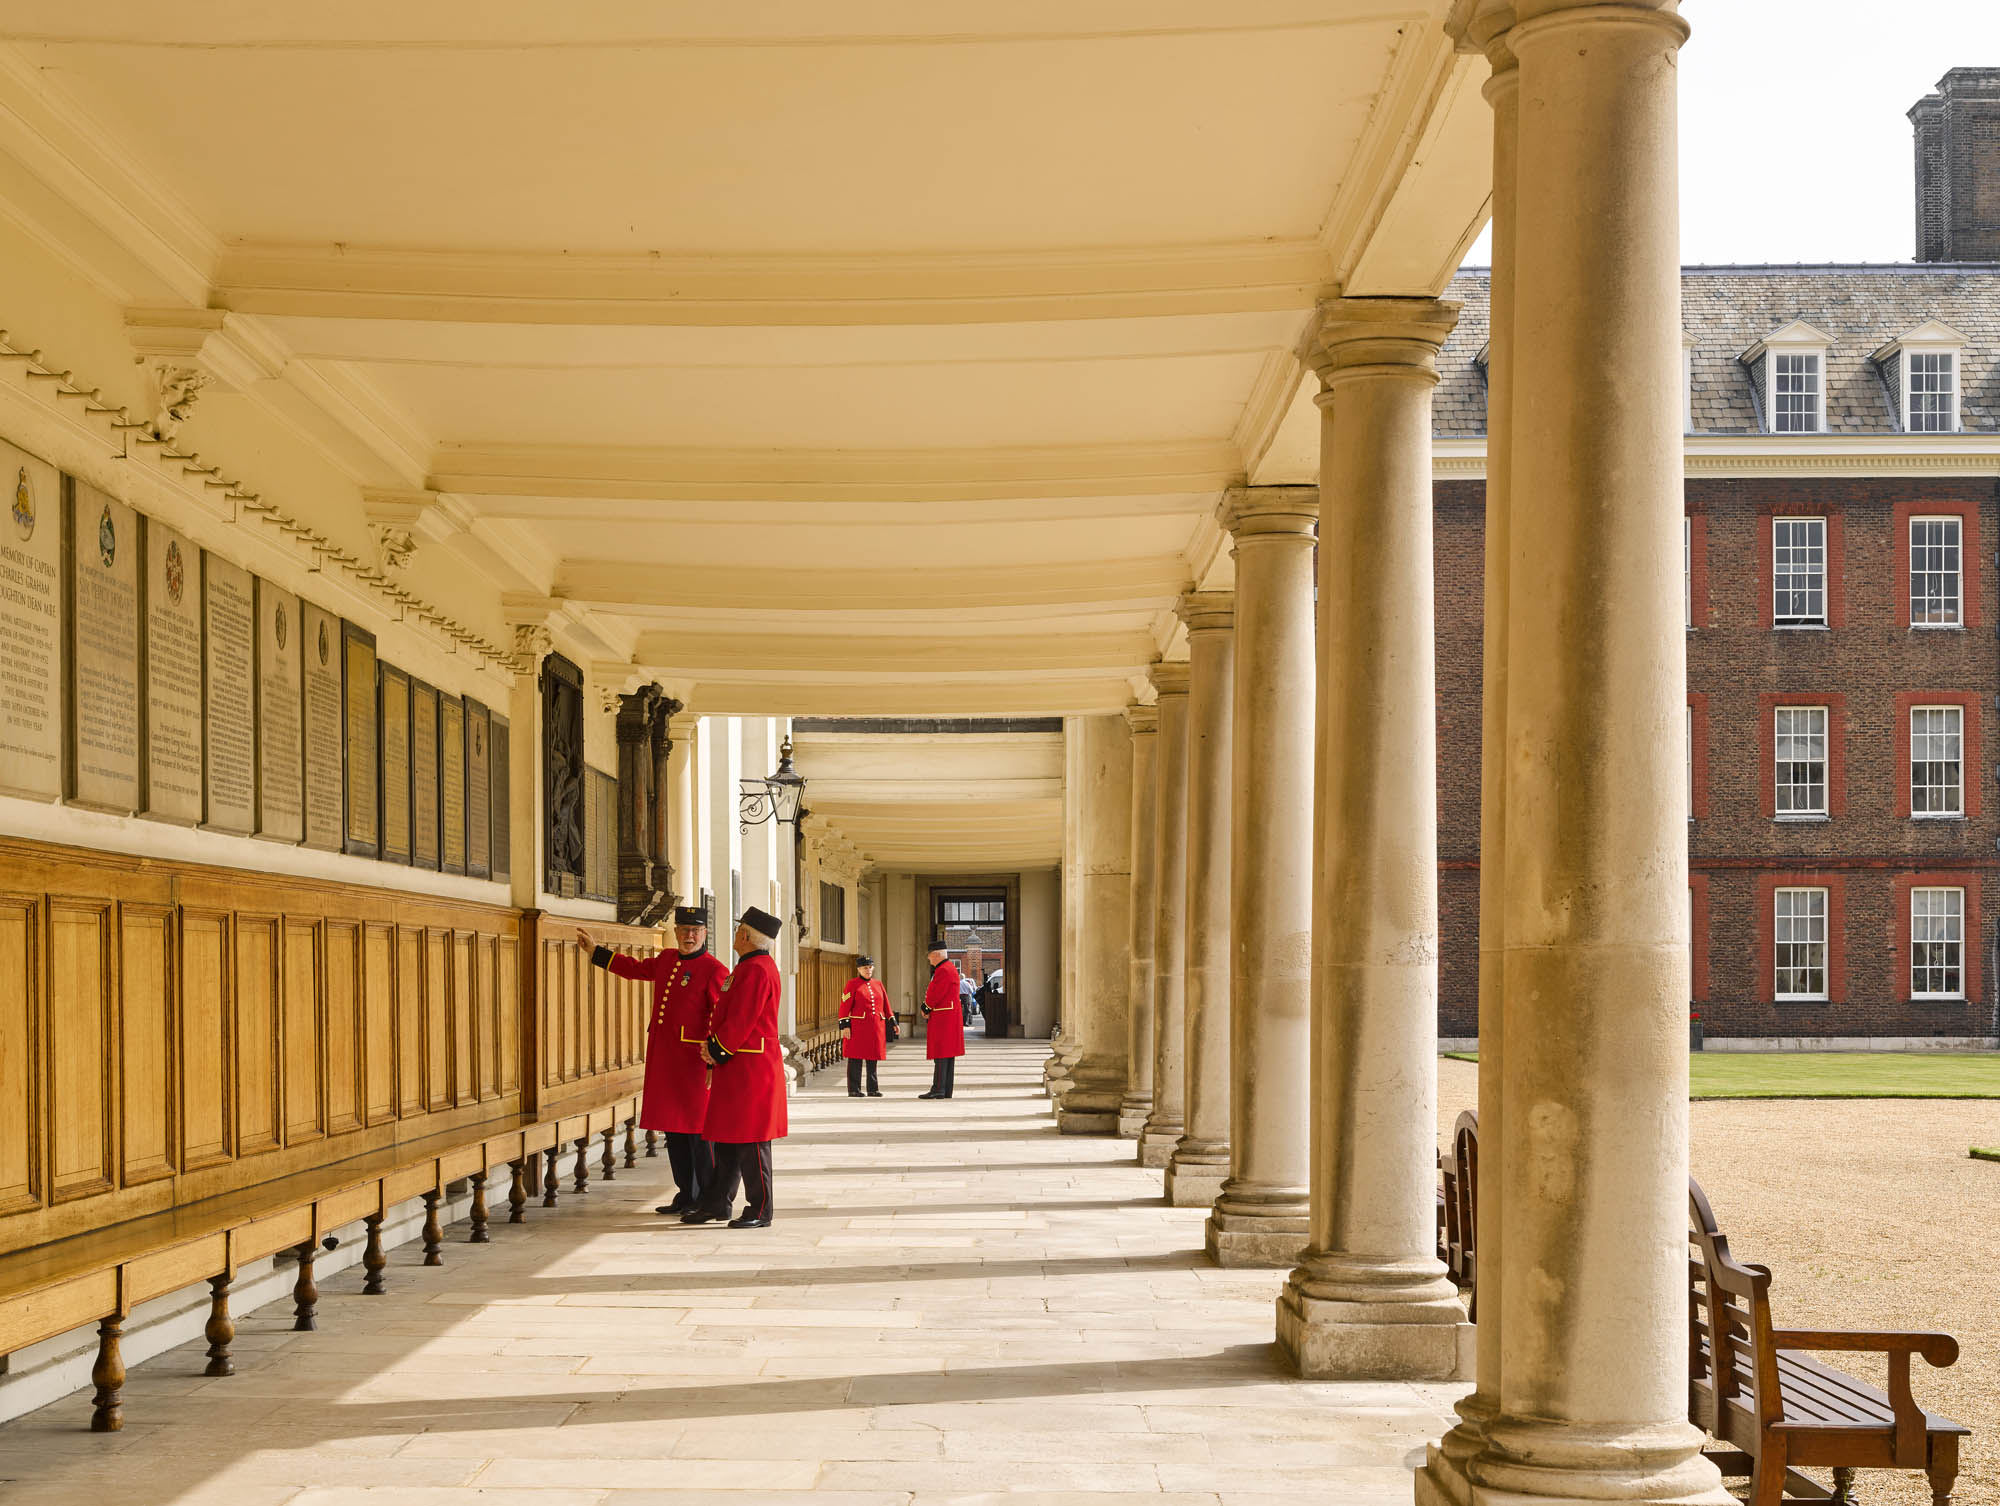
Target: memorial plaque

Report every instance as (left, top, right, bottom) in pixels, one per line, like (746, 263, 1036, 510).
(201, 554, 257, 835)
(465, 698, 492, 880)
(489, 712, 511, 882)
(439, 692, 466, 876)
(341, 623, 378, 857)
(142, 518, 203, 824)
(300, 602, 343, 851)
(254, 577, 304, 844)
(378, 663, 411, 864)
(582, 764, 605, 900)
(410, 678, 439, 870)
(65, 480, 140, 812)
(0, 439, 64, 800)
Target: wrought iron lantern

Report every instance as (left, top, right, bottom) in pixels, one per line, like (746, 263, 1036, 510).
(739, 736, 808, 831)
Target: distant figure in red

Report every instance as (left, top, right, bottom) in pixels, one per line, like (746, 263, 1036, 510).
(581, 906, 726, 1216)
(919, 941, 964, 1100)
(840, 954, 889, 1098)
(686, 907, 788, 1229)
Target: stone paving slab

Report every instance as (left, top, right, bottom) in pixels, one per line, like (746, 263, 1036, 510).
(0, 1039, 1459, 1506)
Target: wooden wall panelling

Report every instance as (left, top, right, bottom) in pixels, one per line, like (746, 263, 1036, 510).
(324, 919, 364, 1137)
(558, 940, 578, 1084)
(177, 909, 231, 1172)
(475, 935, 498, 1101)
(47, 899, 116, 1204)
(234, 914, 281, 1157)
(0, 893, 42, 1215)
(451, 931, 475, 1106)
(497, 935, 520, 1095)
(424, 929, 449, 1112)
(118, 902, 176, 1186)
(281, 918, 325, 1146)
(361, 922, 394, 1125)
(394, 925, 422, 1118)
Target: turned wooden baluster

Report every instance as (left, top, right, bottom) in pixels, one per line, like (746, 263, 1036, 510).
(573, 1136, 591, 1194)
(421, 1191, 445, 1266)
(362, 1213, 388, 1294)
(203, 1274, 235, 1377)
(623, 1118, 638, 1168)
(468, 1171, 491, 1243)
(542, 1147, 560, 1207)
(600, 1127, 617, 1181)
(508, 1159, 528, 1223)
(292, 1239, 321, 1330)
(644, 1129, 658, 1158)
(90, 1316, 125, 1432)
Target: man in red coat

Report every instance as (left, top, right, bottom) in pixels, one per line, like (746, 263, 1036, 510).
(839, 955, 889, 1098)
(686, 906, 788, 1228)
(919, 941, 965, 1099)
(581, 907, 727, 1216)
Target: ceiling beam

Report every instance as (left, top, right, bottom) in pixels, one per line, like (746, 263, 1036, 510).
(684, 677, 1137, 717)
(214, 241, 1329, 329)
(573, 556, 1189, 613)
(631, 629, 1155, 674)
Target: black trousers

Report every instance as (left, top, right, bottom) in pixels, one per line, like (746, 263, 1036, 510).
(705, 1140, 774, 1222)
(927, 1057, 956, 1097)
(846, 1058, 880, 1094)
(662, 1131, 713, 1205)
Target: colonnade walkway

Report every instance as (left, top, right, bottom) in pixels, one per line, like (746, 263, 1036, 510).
(0, 1038, 1462, 1506)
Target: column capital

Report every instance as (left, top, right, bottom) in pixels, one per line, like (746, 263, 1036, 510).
(1219, 486, 1317, 541)
(1147, 659, 1192, 698)
(1299, 297, 1461, 389)
(1125, 703, 1160, 736)
(1445, 0, 1518, 64)
(1176, 591, 1235, 636)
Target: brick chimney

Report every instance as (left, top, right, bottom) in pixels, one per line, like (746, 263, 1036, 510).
(1910, 68, 2000, 262)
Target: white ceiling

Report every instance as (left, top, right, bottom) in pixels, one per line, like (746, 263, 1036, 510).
(0, 2, 1493, 718)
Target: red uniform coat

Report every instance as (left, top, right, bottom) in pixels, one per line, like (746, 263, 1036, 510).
(702, 948, 788, 1144)
(922, 959, 965, 1060)
(839, 977, 889, 1060)
(608, 948, 727, 1135)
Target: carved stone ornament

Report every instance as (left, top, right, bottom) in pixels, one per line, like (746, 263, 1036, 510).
(511, 621, 554, 668)
(596, 685, 624, 716)
(370, 522, 417, 573)
(149, 363, 208, 442)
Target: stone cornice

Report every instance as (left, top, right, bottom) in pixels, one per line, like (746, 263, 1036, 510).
(1433, 435, 2000, 479)
(1147, 660, 1193, 697)
(1175, 591, 1235, 635)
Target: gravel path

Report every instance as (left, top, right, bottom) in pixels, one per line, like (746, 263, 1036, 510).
(1438, 1057, 2000, 1506)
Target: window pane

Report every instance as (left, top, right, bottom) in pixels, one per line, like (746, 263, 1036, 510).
(1908, 351, 1956, 433)
(1910, 516, 1961, 625)
(1911, 886, 1963, 997)
(1773, 517, 1826, 625)
(1773, 352, 1821, 433)
(1774, 705, 1828, 815)
(1911, 706, 1963, 816)
(1775, 887, 1828, 999)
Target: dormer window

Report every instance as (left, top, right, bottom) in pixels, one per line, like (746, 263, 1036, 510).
(1872, 321, 1965, 434)
(1741, 321, 1832, 435)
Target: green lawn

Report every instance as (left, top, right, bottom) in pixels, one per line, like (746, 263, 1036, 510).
(1442, 1050, 2000, 1099)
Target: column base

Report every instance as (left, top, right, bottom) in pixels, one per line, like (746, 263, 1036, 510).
(1275, 1283, 1472, 1380)
(1414, 1396, 1491, 1506)
(1163, 1144, 1228, 1207)
(1466, 1418, 1732, 1506)
(1136, 1116, 1180, 1169)
(1115, 1093, 1151, 1138)
(1203, 1199, 1309, 1267)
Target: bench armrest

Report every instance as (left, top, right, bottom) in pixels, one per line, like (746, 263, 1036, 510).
(1771, 1329, 1958, 1468)
(1770, 1329, 1959, 1368)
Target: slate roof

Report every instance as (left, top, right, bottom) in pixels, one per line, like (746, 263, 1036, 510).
(1434, 264, 2000, 437)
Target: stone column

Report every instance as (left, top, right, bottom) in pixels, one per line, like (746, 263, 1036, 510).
(1166, 596, 1233, 1206)
(667, 719, 696, 901)
(1277, 296, 1470, 1379)
(1205, 489, 1315, 1266)
(1057, 713, 1133, 1134)
(1139, 661, 1190, 1168)
(1047, 716, 1085, 1099)
(1419, 13, 1517, 1503)
(1469, 4, 1726, 1504)
(1119, 704, 1160, 1137)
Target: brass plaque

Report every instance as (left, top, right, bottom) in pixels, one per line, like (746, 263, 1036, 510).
(141, 517, 202, 824)
(253, 577, 303, 843)
(378, 662, 411, 864)
(439, 691, 466, 876)
(300, 602, 343, 851)
(0, 438, 64, 801)
(465, 698, 491, 880)
(490, 712, 510, 883)
(200, 554, 256, 835)
(65, 480, 140, 812)
(341, 623, 378, 857)
(410, 677, 439, 870)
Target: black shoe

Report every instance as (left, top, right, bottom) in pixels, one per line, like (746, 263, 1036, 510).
(917, 1091, 938, 1099)
(680, 1207, 726, 1224)
(656, 1200, 692, 1216)
(865, 1090, 882, 1097)
(728, 1213, 773, 1229)
(848, 1089, 864, 1097)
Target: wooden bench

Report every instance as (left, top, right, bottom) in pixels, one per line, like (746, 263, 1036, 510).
(0, 1093, 642, 1433)
(1437, 1109, 1477, 1315)
(1688, 1178, 1968, 1505)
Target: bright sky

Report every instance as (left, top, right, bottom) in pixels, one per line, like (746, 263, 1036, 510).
(1463, 0, 2000, 267)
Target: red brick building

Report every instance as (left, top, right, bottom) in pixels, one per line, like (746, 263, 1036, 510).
(1433, 260, 2000, 1046)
